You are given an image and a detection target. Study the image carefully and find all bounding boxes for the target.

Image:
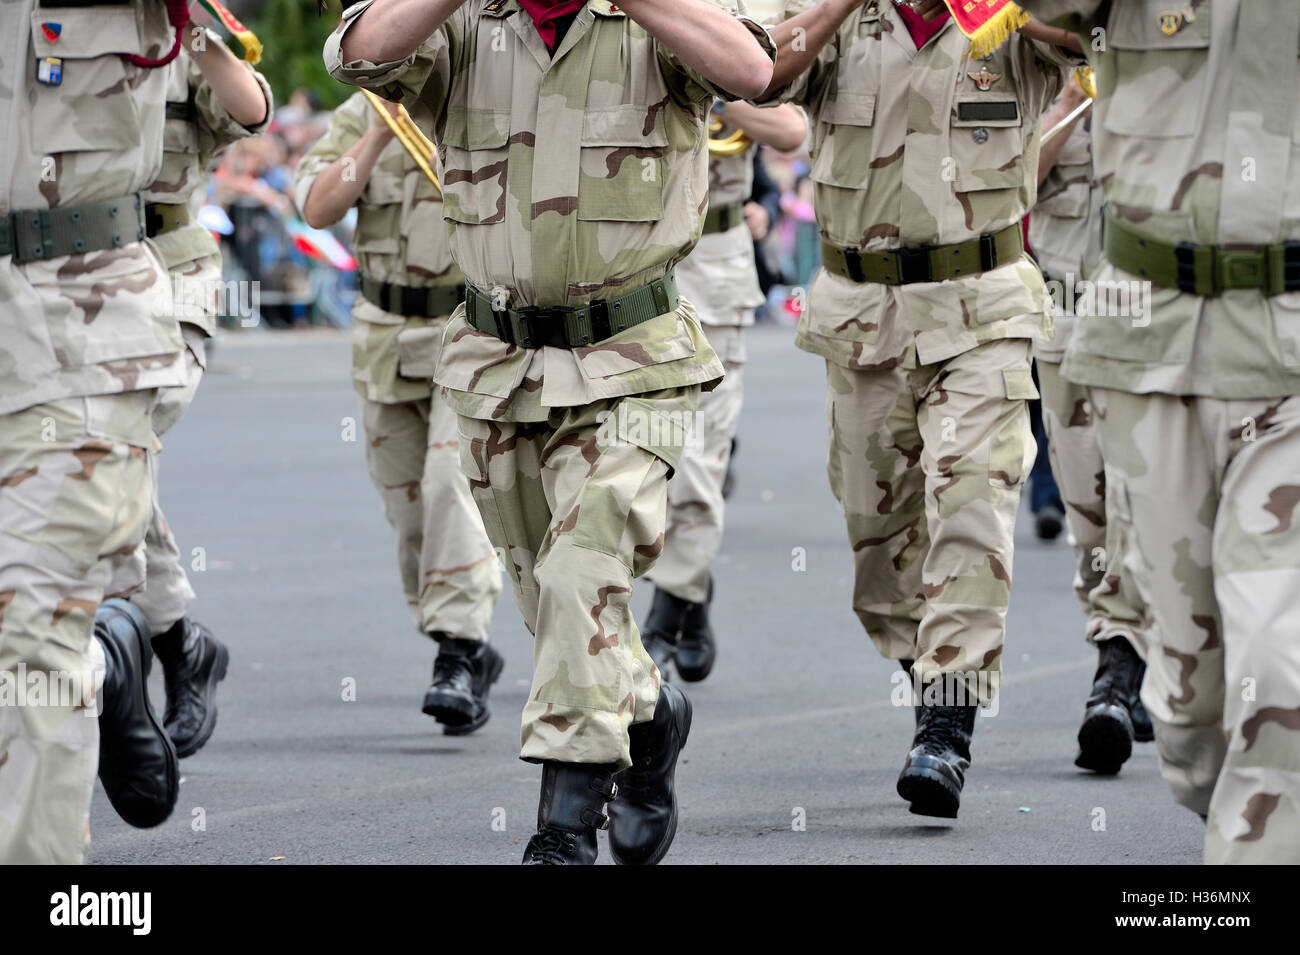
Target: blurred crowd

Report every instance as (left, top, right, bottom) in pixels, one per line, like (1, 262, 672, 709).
(203, 89, 820, 330)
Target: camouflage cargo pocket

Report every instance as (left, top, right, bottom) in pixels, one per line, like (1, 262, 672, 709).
(576, 106, 666, 222)
(809, 93, 875, 190)
(1102, 1, 1211, 138)
(440, 107, 510, 225)
(950, 97, 1023, 193)
(27, 7, 146, 155)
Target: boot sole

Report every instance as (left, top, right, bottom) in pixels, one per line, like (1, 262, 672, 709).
(100, 605, 180, 828)
(443, 646, 505, 737)
(171, 640, 230, 759)
(611, 690, 693, 866)
(1075, 706, 1133, 775)
(896, 759, 962, 819)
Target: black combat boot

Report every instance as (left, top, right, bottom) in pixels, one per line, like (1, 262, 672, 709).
(608, 682, 693, 865)
(521, 762, 618, 865)
(899, 659, 919, 724)
(675, 578, 716, 683)
(721, 437, 738, 500)
(95, 600, 179, 828)
(641, 586, 690, 679)
(150, 616, 229, 759)
(442, 642, 504, 737)
(422, 636, 483, 729)
(1075, 636, 1146, 774)
(896, 696, 979, 819)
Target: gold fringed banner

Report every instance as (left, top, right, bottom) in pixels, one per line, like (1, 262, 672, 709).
(196, 0, 264, 64)
(942, 1, 1031, 58)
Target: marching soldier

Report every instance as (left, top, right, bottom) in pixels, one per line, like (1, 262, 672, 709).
(295, 91, 506, 734)
(0, 0, 192, 862)
(327, 0, 775, 863)
(1029, 79, 1153, 775)
(116, 20, 272, 760)
(641, 99, 806, 682)
(986, 0, 1300, 864)
(759, 0, 1080, 818)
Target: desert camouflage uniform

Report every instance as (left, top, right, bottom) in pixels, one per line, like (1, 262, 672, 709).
(1025, 0, 1300, 864)
(647, 119, 764, 605)
(117, 41, 271, 636)
(327, 0, 774, 768)
(293, 92, 501, 643)
(0, 0, 187, 863)
(1029, 114, 1145, 651)
(765, 0, 1074, 701)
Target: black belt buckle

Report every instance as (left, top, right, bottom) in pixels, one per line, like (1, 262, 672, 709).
(842, 249, 867, 283)
(1282, 240, 1300, 293)
(717, 206, 734, 232)
(979, 232, 998, 272)
(1173, 241, 1201, 294)
(896, 247, 932, 285)
(400, 285, 426, 317)
(144, 203, 164, 239)
(514, 305, 574, 349)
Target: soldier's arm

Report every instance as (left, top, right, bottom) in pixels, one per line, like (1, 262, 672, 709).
(339, 0, 466, 64)
(1036, 76, 1090, 185)
(295, 98, 391, 229)
(192, 31, 269, 128)
(618, 0, 774, 99)
(760, 0, 858, 99)
(720, 101, 806, 152)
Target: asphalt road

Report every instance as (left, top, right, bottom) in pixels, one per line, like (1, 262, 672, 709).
(89, 323, 1205, 865)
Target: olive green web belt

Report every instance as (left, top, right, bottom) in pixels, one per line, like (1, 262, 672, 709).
(465, 273, 679, 349)
(359, 274, 466, 319)
(703, 202, 744, 235)
(1102, 207, 1300, 297)
(820, 223, 1024, 285)
(0, 193, 147, 264)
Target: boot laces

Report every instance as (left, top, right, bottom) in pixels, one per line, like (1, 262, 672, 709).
(915, 706, 967, 754)
(527, 827, 580, 863)
(433, 653, 471, 684)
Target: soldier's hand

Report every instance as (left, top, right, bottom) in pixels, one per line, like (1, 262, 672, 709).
(1062, 73, 1091, 109)
(368, 99, 401, 143)
(743, 201, 770, 242)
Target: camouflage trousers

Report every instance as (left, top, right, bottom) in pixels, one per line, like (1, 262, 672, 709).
(826, 339, 1038, 703)
(648, 325, 745, 604)
(362, 394, 501, 643)
(120, 324, 206, 634)
(0, 392, 156, 863)
(456, 388, 698, 769)
(1091, 388, 1300, 864)
(1036, 359, 1146, 650)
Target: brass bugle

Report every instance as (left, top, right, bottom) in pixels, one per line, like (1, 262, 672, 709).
(707, 114, 753, 158)
(361, 88, 441, 193)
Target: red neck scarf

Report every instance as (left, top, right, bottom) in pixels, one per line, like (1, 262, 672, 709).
(892, 2, 950, 50)
(517, 0, 588, 48)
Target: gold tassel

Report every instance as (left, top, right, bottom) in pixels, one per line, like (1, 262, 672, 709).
(965, 3, 1031, 59)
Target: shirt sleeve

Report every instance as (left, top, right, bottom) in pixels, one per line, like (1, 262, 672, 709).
(751, 0, 838, 109)
(657, 0, 778, 108)
(292, 93, 368, 218)
(324, 0, 465, 134)
(190, 34, 275, 172)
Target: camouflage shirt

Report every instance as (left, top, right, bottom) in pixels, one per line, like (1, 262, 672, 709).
(325, 0, 776, 422)
(294, 92, 464, 403)
(673, 113, 765, 337)
(1022, 0, 1300, 399)
(763, 0, 1076, 372)
(1028, 111, 1101, 362)
(144, 39, 272, 336)
(1, 0, 186, 416)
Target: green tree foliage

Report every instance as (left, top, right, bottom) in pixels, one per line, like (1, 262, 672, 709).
(239, 0, 352, 111)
